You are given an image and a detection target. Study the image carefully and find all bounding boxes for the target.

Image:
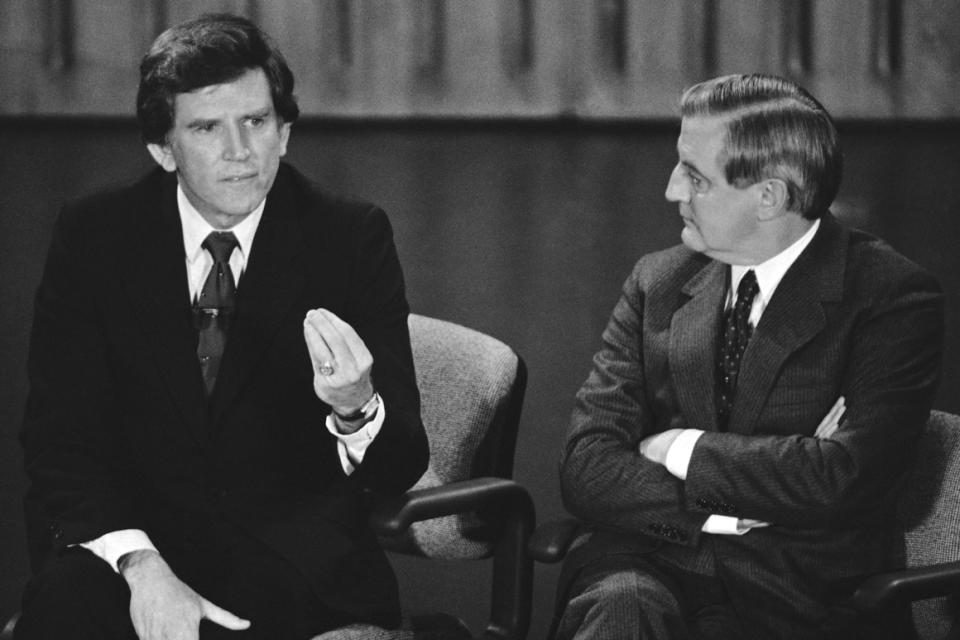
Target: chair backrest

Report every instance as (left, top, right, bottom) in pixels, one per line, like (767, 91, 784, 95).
(897, 410, 960, 638)
(376, 314, 526, 561)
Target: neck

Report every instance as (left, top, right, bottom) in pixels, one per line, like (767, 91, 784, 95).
(745, 213, 815, 265)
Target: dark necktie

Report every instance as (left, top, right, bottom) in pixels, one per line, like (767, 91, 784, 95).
(715, 269, 759, 430)
(195, 231, 239, 395)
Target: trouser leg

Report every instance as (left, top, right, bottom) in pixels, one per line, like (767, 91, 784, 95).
(553, 553, 745, 640)
(15, 547, 138, 640)
(160, 519, 361, 640)
(554, 559, 689, 640)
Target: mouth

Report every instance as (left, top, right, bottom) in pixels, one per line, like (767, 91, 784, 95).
(222, 173, 257, 183)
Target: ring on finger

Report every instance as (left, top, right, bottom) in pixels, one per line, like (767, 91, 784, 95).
(319, 360, 335, 376)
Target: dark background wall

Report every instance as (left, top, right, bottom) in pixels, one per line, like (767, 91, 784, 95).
(3, 0, 960, 119)
(2, 117, 959, 636)
(3, 0, 960, 637)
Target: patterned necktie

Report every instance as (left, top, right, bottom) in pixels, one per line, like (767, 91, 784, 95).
(195, 231, 239, 395)
(715, 269, 759, 430)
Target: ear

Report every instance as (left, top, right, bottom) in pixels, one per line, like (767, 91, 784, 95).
(278, 121, 291, 157)
(147, 142, 177, 172)
(756, 179, 790, 221)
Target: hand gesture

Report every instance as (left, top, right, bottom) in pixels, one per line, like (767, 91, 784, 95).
(815, 396, 846, 439)
(121, 550, 249, 640)
(302, 309, 375, 416)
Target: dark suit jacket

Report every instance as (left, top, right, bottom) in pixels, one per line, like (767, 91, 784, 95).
(560, 214, 944, 637)
(21, 163, 429, 623)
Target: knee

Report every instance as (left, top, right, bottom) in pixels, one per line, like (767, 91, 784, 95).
(16, 548, 133, 640)
(557, 568, 683, 640)
(584, 569, 678, 619)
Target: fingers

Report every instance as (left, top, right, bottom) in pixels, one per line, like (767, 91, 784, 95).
(303, 314, 336, 373)
(200, 598, 251, 631)
(815, 396, 846, 439)
(302, 309, 372, 376)
(739, 519, 771, 528)
(302, 309, 375, 411)
(321, 310, 372, 367)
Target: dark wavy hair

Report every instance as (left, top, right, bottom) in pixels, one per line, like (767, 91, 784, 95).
(680, 74, 842, 219)
(137, 13, 299, 144)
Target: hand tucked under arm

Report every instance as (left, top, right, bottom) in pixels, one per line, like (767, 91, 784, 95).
(120, 549, 250, 640)
(814, 396, 846, 439)
(640, 429, 772, 534)
(637, 429, 684, 465)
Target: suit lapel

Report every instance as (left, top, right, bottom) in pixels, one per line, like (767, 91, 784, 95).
(670, 259, 727, 432)
(123, 171, 208, 444)
(729, 215, 846, 434)
(209, 179, 308, 427)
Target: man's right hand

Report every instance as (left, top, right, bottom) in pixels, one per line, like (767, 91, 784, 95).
(120, 549, 250, 640)
(815, 396, 846, 440)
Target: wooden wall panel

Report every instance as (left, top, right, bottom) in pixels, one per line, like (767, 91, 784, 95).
(1, 0, 959, 119)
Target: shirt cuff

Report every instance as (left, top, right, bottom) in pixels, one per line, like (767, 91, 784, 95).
(324, 396, 385, 475)
(701, 516, 770, 535)
(664, 429, 704, 480)
(77, 529, 158, 572)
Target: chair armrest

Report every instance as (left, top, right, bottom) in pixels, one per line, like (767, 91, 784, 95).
(529, 518, 586, 563)
(851, 560, 960, 614)
(369, 477, 534, 536)
(369, 478, 535, 640)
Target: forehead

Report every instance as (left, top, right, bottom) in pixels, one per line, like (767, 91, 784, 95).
(677, 116, 729, 174)
(172, 68, 273, 121)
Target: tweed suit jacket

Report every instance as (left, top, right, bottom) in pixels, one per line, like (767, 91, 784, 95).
(21, 163, 429, 623)
(560, 213, 944, 636)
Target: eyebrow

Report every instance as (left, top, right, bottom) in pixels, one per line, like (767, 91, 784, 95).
(186, 118, 219, 129)
(679, 160, 706, 178)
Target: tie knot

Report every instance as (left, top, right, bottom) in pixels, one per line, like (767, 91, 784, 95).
(736, 270, 759, 307)
(202, 231, 239, 264)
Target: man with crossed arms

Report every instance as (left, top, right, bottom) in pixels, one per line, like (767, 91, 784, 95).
(557, 74, 943, 639)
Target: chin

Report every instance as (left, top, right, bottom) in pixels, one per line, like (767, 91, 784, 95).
(680, 227, 707, 253)
(217, 193, 265, 216)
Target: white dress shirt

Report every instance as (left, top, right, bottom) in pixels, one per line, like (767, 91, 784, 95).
(664, 219, 821, 535)
(81, 186, 384, 570)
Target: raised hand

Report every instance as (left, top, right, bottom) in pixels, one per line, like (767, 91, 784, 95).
(302, 308, 375, 418)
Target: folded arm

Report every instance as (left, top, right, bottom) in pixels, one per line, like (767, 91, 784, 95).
(684, 271, 944, 528)
(561, 267, 709, 545)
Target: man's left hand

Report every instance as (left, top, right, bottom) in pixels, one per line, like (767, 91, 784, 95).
(638, 429, 684, 465)
(303, 309, 375, 416)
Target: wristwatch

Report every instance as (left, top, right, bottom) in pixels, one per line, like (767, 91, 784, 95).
(334, 392, 380, 424)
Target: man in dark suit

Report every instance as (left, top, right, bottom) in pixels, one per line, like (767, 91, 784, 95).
(556, 74, 944, 638)
(17, 14, 427, 640)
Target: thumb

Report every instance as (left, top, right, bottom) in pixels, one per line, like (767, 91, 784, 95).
(200, 598, 251, 631)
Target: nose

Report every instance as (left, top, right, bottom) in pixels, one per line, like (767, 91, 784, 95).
(222, 124, 251, 161)
(665, 164, 689, 203)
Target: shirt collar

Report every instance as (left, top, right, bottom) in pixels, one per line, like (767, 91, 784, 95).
(178, 185, 265, 266)
(731, 218, 820, 306)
